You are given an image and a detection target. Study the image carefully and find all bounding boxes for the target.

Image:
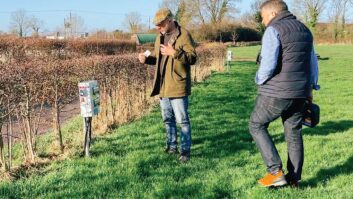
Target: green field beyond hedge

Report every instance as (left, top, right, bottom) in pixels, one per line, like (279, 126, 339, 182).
(1, 45, 353, 199)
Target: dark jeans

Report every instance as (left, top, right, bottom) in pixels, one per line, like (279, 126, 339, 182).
(249, 94, 306, 181)
(160, 97, 191, 155)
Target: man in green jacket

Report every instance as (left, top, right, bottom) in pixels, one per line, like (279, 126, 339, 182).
(138, 8, 197, 163)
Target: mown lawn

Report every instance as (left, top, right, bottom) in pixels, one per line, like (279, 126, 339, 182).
(0, 45, 352, 198)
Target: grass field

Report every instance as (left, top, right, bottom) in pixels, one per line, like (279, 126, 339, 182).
(0, 45, 352, 198)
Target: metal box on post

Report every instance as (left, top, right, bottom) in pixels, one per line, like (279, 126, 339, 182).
(227, 50, 232, 62)
(226, 50, 233, 71)
(78, 80, 100, 157)
(79, 80, 100, 117)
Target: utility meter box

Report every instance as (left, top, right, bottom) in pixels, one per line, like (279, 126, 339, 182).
(227, 50, 232, 61)
(78, 80, 100, 117)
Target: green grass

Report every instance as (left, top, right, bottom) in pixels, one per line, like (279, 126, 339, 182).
(0, 45, 353, 198)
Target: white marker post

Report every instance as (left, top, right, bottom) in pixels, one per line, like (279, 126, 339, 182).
(78, 80, 100, 157)
(227, 50, 232, 71)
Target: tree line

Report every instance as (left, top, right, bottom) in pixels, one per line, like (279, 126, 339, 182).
(3, 0, 353, 43)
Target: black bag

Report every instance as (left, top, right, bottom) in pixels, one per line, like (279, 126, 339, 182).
(256, 51, 261, 65)
(302, 102, 320, 128)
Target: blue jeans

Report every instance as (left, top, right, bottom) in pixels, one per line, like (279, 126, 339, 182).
(249, 94, 306, 182)
(160, 97, 191, 155)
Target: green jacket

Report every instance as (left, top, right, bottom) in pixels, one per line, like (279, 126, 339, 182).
(145, 23, 197, 98)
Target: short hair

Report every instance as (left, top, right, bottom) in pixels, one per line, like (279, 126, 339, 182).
(260, 0, 288, 12)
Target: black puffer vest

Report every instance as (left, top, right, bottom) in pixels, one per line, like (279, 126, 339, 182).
(259, 11, 313, 99)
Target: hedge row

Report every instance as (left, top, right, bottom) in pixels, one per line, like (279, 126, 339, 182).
(0, 42, 227, 171)
(191, 24, 262, 43)
(0, 37, 137, 60)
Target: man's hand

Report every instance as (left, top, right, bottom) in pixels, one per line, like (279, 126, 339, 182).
(160, 43, 176, 56)
(138, 53, 146, 64)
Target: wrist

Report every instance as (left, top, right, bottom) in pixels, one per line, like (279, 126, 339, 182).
(312, 84, 320, 90)
(173, 49, 180, 58)
(169, 49, 175, 56)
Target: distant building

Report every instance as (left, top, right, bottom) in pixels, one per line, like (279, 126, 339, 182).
(45, 32, 65, 40)
(45, 31, 89, 40)
(46, 35, 65, 40)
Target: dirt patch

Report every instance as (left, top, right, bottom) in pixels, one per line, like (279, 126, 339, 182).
(1, 100, 81, 141)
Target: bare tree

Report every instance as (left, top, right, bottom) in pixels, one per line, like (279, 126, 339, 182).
(189, 0, 240, 25)
(175, 0, 189, 25)
(160, 0, 193, 26)
(292, 0, 326, 30)
(192, 0, 207, 24)
(340, 0, 351, 34)
(123, 12, 143, 33)
(160, 0, 181, 14)
(204, 0, 240, 24)
(328, 0, 346, 41)
(9, 9, 30, 37)
(231, 31, 239, 44)
(182, 0, 199, 25)
(28, 16, 44, 37)
(0, 91, 9, 171)
(241, 0, 265, 33)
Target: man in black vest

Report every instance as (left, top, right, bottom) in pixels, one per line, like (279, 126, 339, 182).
(249, 0, 319, 187)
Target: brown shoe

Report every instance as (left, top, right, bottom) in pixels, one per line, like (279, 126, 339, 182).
(258, 170, 287, 187)
(179, 151, 190, 163)
(164, 147, 178, 154)
(179, 155, 190, 163)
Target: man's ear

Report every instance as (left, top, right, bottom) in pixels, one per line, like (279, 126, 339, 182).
(271, 11, 277, 17)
